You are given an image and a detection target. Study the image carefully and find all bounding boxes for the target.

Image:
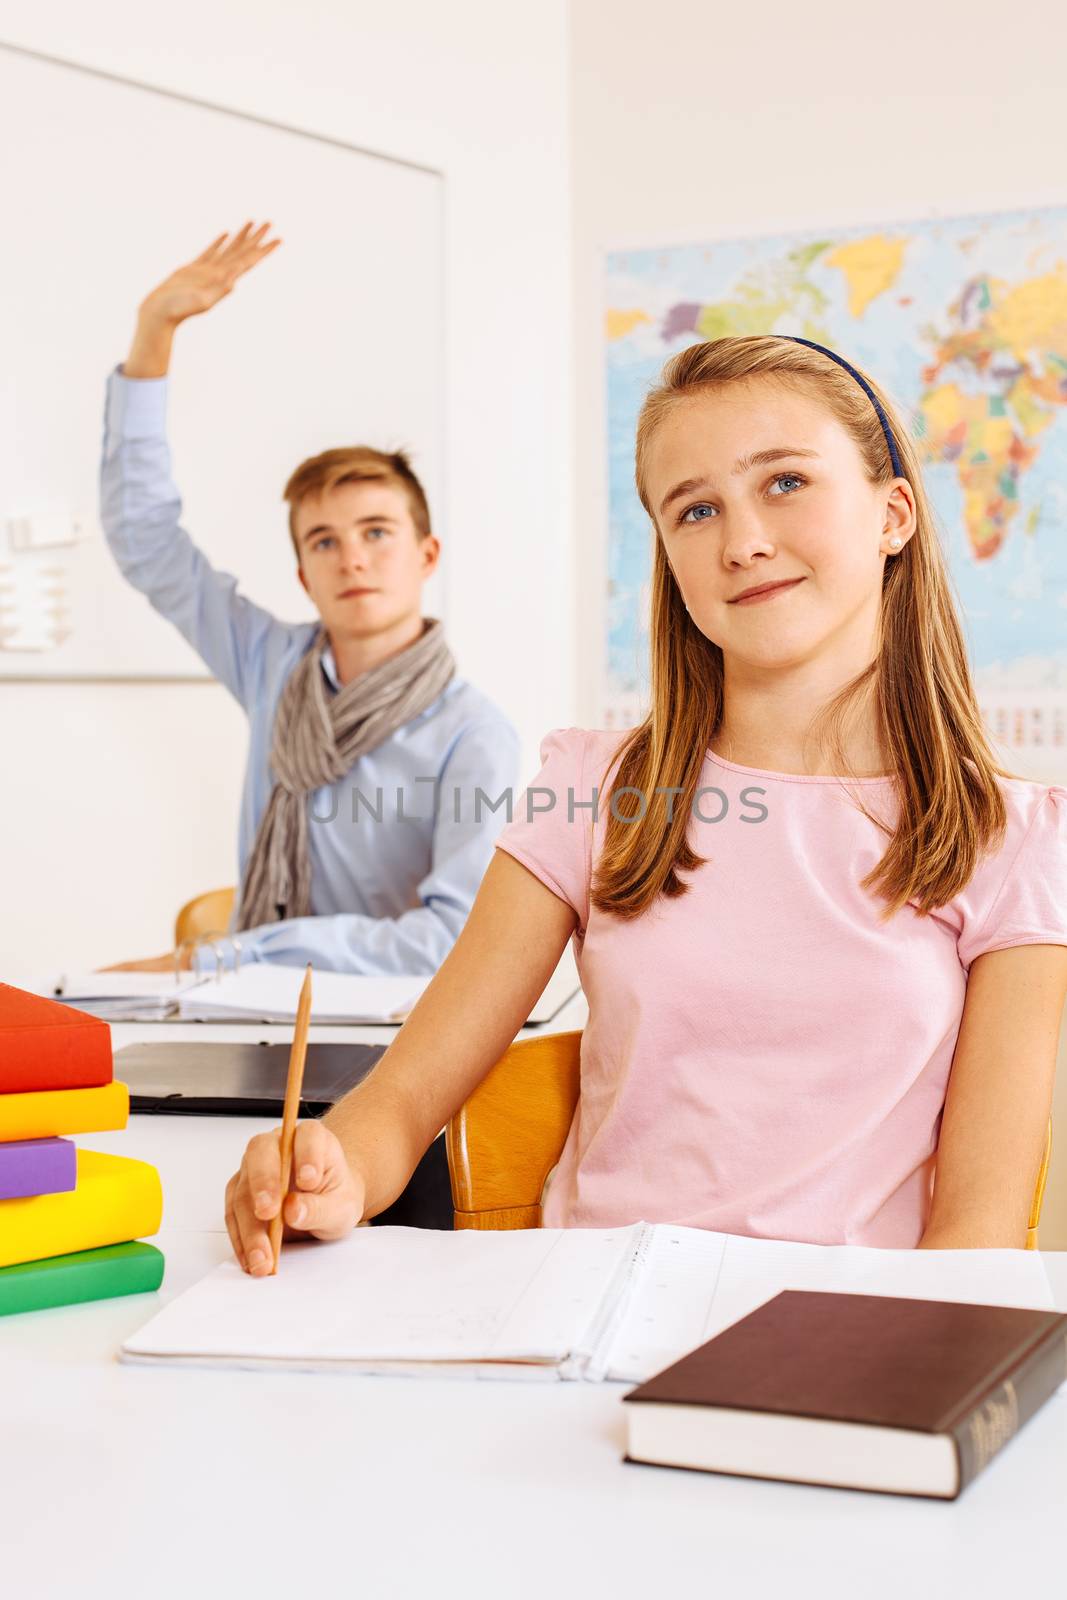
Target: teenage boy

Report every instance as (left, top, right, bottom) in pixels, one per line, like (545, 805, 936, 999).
(101, 223, 519, 974)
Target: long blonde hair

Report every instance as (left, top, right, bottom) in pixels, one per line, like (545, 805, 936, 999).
(593, 334, 1021, 923)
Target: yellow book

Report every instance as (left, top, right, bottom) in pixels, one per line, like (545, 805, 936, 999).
(0, 1148, 162, 1269)
(0, 1081, 129, 1142)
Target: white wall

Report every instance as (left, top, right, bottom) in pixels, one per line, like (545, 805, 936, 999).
(569, 0, 1067, 1241)
(0, 0, 572, 970)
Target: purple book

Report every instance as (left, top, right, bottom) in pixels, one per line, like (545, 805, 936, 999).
(0, 1137, 77, 1200)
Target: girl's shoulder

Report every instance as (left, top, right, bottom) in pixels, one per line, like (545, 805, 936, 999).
(496, 726, 637, 932)
(994, 768, 1067, 808)
(533, 723, 634, 762)
(523, 725, 635, 805)
(953, 775, 1067, 967)
(984, 772, 1067, 870)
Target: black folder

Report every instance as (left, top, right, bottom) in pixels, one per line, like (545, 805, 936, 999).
(114, 1040, 386, 1118)
(113, 1039, 453, 1228)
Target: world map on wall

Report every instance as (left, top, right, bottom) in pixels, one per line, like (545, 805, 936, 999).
(604, 207, 1067, 753)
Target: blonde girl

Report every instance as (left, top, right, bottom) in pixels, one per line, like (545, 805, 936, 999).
(226, 335, 1067, 1269)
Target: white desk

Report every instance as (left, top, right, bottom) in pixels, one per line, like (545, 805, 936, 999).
(5, 1004, 1067, 1600)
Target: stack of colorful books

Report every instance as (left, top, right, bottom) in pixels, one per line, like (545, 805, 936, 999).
(0, 982, 164, 1316)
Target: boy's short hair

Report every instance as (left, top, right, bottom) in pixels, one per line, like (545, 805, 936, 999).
(282, 446, 432, 559)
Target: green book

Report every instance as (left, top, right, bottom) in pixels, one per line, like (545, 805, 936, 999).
(0, 1241, 165, 1316)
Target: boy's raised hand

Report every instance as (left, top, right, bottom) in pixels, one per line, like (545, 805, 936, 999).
(123, 221, 282, 377)
(140, 220, 282, 327)
(224, 1120, 367, 1276)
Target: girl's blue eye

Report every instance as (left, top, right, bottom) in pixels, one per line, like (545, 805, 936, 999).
(768, 473, 804, 496)
(679, 475, 805, 524)
(366, 526, 389, 539)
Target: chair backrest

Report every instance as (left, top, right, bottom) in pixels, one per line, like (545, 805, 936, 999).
(446, 1030, 582, 1229)
(174, 886, 236, 950)
(446, 1029, 1053, 1248)
(1027, 1119, 1053, 1251)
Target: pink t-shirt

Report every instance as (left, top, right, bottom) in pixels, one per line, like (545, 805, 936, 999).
(495, 727, 1067, 1247)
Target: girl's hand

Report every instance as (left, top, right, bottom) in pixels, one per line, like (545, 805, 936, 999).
(224, 1120, 366, 1276)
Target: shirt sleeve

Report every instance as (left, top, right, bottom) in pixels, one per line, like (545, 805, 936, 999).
(232, 714, 523, 974)
(956, 784, 1067, 968)
(493, 726, 595, 931)
(98, 365, 300, 709)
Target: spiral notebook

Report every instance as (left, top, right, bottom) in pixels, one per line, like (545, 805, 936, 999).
(121, 1224, 1058, 1384)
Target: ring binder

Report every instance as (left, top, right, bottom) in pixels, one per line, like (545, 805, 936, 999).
(176, 933, 243, 982)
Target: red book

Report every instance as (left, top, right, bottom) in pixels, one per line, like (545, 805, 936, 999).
(0, 984, 113, 1094)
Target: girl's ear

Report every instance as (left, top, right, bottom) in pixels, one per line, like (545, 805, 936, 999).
(297, 564, 309, 594)
(883, 479, 917, 547)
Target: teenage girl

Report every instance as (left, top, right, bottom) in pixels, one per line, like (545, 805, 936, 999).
(225, 334, 1067, 1272)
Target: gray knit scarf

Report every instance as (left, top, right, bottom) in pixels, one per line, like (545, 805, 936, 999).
(235, 618, 456, 930)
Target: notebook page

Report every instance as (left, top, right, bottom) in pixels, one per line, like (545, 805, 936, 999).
(50, 973, 207, 1000)
(177, 966, 429, 1023)
(604, 1226, 730, 1382)
(122, 1224, 641, 1370)
(606, 1229, 1057, 1383)
(16, 972, 209, 1020)
(496, 1223, 645, 1363)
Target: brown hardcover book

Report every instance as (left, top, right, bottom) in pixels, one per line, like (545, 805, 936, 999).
(0, 984, 113, 1095)
(622, 1290, 1067, 1499)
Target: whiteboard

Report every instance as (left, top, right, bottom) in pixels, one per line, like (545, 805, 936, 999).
(0, 43, 445, 678)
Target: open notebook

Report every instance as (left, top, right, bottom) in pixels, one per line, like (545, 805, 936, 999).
(24, 970, 429, 1025)
(121, 1223, 1058, 1384)
(175, 948, 581, 1026)
(25, 972, 205, 1021)
(32, 946, 581, 1027)
(176, 969, 427, 1023)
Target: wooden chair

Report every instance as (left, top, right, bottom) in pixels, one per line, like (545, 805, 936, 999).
(173, 886, 236, 949)
(1028, 1120, 1053, 1251)
(446, 1031, 582, 1229)
(445, 1030, 1054, 1249)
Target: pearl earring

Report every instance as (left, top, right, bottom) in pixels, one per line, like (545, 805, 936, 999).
(889, 536, 902, 549)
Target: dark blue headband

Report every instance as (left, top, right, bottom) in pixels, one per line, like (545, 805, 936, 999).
(781, 335, 905, 479)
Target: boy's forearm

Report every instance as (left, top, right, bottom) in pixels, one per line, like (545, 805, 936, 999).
(123, 309, 177, 379)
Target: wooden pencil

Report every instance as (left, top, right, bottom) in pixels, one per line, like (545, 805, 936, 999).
(268, 964, 313, 1274)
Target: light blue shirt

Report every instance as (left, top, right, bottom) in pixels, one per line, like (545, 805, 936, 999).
(99, 367, 521, 974)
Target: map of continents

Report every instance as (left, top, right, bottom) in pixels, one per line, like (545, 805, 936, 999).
(604, 207, 1067, 751)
